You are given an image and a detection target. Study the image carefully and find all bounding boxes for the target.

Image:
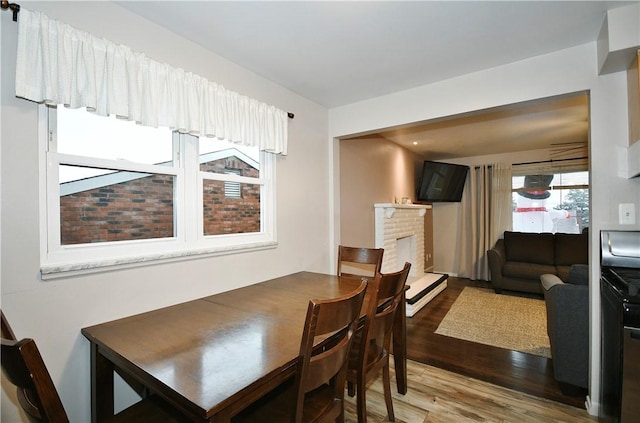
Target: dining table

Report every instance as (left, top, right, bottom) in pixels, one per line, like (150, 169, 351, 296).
(81, 271, 408, 422)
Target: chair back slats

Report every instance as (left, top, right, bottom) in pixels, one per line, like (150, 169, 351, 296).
(337, 245, 383, 278)
(302, 336, 350, 393)
(1, 310, 193, 423)
(346, 262, 411, 422)
(293, 281, 368, 423)
(369, 306, 397, 357)
(1, 337, 69, 422)
(313, 294, 363, 334)
(367, 263, 411, 352)
(1, 310, 70, 423)
(1, 310, 17, 340)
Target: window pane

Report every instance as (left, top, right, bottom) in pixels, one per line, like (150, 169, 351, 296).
(203, 180, 261, 235)
(60, 165, 175, 245)
(512, 172, 589, 234)
(57, 106, 173, 165)
(552, 188, 589, 233)
(199, 138, 259, 176)
(60, 165, 117, 184)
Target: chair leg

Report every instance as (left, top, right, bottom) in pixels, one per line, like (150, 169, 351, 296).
(356, 375, 367, 423)
(347, 381, 355, 397)
(335, 405, 345, 423)
(383, 364, 395, 421)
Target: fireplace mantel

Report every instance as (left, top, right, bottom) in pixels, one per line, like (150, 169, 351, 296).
(374, 203, 430, 218)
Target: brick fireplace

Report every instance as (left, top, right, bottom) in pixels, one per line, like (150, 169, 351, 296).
(374, 203, 429, 276)
(374, 203, 447, 317)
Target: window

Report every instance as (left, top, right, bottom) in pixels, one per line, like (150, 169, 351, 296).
(512, 170, 589, 234)
(198, 138, 264, 237)
(52, 107, 178, 247)
(41, 106, 276, 276)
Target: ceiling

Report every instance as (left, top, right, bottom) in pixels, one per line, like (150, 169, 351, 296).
(117, 1, 634, 158)
(347, 91, 590, 160)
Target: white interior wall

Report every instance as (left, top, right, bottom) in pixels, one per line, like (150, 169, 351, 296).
(1, 2, 329, 422)
(329, 42, 640, 415)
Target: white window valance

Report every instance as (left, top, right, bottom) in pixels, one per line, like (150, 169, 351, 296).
(14, 8, 288, 155)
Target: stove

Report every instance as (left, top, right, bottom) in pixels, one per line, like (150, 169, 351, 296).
(600, 230, 640, 423)
(601, 230, 640, 300)
(602, 267, 640, 298)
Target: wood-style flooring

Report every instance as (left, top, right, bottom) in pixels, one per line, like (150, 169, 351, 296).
(405, 276, 588, 408)
(342, 359, 596, 422)
(341, 276, 597, 422)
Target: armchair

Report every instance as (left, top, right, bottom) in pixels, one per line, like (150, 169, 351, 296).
(540, 264, 589, 389)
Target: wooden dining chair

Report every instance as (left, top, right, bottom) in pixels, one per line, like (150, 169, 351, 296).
(233, 280, 368, 423)
(346, 262, 411, 423)
(0, 310, 185, 423)
(337, 245, 384, 278)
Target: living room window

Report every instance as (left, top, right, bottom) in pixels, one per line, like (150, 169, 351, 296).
(512, 169, 589, 234)
(41, 106, 276, 276)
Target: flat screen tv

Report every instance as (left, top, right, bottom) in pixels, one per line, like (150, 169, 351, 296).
(417, 161, 469, 203)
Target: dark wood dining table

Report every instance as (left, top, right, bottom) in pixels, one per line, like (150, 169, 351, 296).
(81, 271, 407, 422)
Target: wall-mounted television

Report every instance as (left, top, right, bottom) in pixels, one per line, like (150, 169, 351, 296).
(416, 161, 469, 203)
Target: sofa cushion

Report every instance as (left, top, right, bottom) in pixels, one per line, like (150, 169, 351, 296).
(504, 231, 555, 265)
(503, 261, 557, 280)
(554, 233, 588, 266)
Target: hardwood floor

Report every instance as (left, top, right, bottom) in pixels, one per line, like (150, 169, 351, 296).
(342, 275, 597, 422)
(340, 276, 598, 422)
(405, 276, 588, 408)
(343, 359, 597, 422)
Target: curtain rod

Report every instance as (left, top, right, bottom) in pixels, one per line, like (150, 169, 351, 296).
(475, 156, 588, 170)
(513, 156, 587, 166)
(1, 0, 20, 21)
(0, 1, 295, 119)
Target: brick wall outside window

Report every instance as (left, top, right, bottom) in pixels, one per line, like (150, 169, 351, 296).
(60, 175, 175, 245)
(202, 157, 260, 235)
(60, 156, 260, 245)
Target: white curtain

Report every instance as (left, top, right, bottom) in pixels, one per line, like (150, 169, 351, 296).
(491, 163, 513, 243)
(14, 8, 288, 155)
(459, 163, 512, 280)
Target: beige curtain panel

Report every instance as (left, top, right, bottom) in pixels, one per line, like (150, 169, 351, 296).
(459, 163, 512, 281)
(14, 8, 288, 155)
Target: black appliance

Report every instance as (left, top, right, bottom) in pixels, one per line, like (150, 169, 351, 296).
(600, 230, 640, 423)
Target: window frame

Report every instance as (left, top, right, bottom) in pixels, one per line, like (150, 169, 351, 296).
(39, 106, 277, 279)
(194, 139, 274, 245)
(510, 166, 589, 234)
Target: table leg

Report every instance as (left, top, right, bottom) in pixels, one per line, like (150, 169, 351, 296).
(393, 292, 408, 394)
(90, 343, 115, 423)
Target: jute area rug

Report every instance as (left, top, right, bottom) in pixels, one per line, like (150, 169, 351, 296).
(435, 287, 551, 358)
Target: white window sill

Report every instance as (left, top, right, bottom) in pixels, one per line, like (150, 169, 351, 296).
(40, 241, 278, 280)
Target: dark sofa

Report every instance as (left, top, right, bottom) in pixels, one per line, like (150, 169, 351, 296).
(487, 231, 588, 294)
